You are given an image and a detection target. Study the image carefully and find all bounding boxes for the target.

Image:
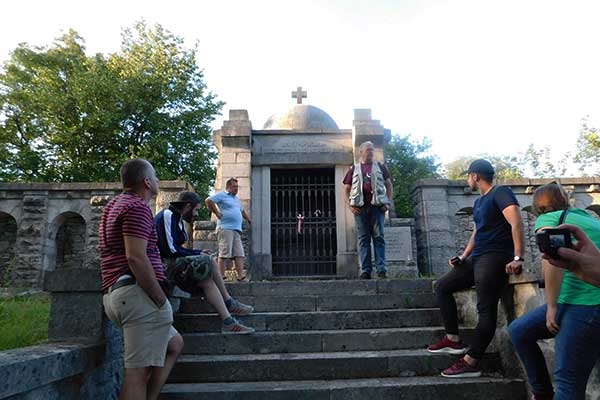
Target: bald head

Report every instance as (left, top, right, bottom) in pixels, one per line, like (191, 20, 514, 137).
(119, 158, 154, 190)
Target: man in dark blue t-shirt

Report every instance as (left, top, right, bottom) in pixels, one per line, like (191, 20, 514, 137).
(427, 159, 525, 378)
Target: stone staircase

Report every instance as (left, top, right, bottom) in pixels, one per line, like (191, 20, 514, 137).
(160, 279, 526, 399)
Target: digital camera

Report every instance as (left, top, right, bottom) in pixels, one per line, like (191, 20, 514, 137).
(535, 228, 573, 258)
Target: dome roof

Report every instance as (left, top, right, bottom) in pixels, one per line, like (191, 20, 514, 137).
(263, 104, 339, 131)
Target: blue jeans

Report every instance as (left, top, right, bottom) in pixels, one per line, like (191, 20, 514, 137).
(354, 204, 386, 274)
(508, 303, 600, 399)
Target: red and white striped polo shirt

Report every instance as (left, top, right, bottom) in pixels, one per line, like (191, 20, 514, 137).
(99, 192, 166, 290)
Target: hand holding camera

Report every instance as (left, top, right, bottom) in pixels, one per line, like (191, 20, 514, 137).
(535, 228, 573, 259)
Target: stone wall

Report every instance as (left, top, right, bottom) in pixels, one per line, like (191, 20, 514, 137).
(0, 320, 123, 400)
(0, 181, 192, 288)
(412, 178, 600, 277)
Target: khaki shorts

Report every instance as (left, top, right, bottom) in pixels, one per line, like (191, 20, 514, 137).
(103, 284, 178, 368)
(217, 229, 244, 258)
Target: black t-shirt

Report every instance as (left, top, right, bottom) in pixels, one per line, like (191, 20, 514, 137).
(471, 186, 519, 257)
(342, 162, 391, 205)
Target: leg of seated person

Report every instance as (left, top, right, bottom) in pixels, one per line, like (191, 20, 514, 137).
(197, 277, 231, 320)
(211, 258, 232, 301)
(508, 304, 554, 397)
(434, 258, 475, 341)
(146, 333, 184, 400)
(553, 304, 600, 400)
(119, 367, 150, 400)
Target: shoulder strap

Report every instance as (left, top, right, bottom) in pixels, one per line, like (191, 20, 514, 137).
(558, 209, 569, 225)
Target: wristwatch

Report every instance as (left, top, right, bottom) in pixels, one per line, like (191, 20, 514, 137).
(514, 256, 524, 262)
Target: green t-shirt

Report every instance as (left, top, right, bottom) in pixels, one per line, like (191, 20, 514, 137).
(535, 208, 600, 305)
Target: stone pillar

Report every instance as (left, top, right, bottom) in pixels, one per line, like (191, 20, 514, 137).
(250, 166, 272, 279)
(14, 191, 49, 287)
(334, 165, 358, 278)
(352, 109, 386, 163)
(154, 181, 195, 214)
(214, 110, 254, 271)
(411, 180, 455, 276)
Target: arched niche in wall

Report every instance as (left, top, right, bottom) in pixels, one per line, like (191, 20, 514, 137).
(43, 212, 87, 271)
(0, 212, 18, 284)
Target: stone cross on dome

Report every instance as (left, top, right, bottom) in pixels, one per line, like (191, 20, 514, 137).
(292, 86, 307, 104)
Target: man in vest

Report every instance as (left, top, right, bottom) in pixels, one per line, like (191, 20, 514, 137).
(343, 141, 394, 279)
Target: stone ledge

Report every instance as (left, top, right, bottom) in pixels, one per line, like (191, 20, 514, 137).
(0, 180, 191, 191)
(44, 269, 101, 292)
(0, 342, 103, 399)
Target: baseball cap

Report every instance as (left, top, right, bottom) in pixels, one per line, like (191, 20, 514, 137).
(465, 159, 495, 176)
(171, 191, 202, 205)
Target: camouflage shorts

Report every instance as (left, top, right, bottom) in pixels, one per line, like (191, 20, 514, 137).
(163, 255, 213, 296)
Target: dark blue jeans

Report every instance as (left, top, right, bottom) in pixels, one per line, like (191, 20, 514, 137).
(354, 204, 386, 274)
(508, 303, 600, 399)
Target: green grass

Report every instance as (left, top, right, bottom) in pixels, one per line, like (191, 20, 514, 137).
(0, 293, 50, 351)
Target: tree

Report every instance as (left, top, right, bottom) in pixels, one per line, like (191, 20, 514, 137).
(574, 116, 600, 176)
(0, 22, 223, 205)
(444, 155, 523, 180)
(520, 144, 570, 178)
(385, 134, 440, 217)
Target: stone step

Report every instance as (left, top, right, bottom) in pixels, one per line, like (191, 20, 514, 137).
(174, 308, 442, 333)
(223, 279, 434, 298)
(160, 376, 526, 400)
(167, 349, 503, 383)
(181, 293, 438, 313)
(181, 326, 489, 355)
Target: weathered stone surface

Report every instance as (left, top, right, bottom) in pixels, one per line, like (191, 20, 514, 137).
(48, 292, 104, 341)
(175, 308, 441, 333)
(161, 376, 525, 400)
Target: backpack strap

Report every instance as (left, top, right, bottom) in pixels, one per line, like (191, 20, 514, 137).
(558, 209, 569, 225)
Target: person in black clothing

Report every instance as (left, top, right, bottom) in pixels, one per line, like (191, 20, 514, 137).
(426, 159, 525, 378)
(154, 191, 254, 333)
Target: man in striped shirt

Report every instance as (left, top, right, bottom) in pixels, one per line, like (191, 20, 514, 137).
(101, 158, 182, 400)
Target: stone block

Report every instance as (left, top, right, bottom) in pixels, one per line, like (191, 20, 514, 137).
(220, 152, 236, 164)
(48, 292, 104, 341)
(228, 109, 249, 121)
(384, 226, 413, 261)
(354, 109, 372, 121)
(249, 253, 272, 280)
(221, 164, 251, 179)
(336, 252, 358, 278)
(43, 268, 101, 292)
(194, 220, 216, 230)
(0, 343, 103, 399)
(236, 152, 251, 163)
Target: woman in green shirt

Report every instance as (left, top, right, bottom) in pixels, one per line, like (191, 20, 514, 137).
(508, 182, 600, 400)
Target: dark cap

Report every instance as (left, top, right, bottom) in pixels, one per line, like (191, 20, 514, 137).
(171, 191, 202, 205)
(466, 159, 495, 176)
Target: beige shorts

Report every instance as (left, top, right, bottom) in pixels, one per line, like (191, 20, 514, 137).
(217, 229, 245, 258)
(103, 283, 178, 368)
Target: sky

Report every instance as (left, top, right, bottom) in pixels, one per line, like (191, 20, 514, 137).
(2, 0, 599, 171)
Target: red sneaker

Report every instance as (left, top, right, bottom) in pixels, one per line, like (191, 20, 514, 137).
(441, 358, 482, 378)
(427, 336, 469, 355)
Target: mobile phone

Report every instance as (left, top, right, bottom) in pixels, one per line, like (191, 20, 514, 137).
(535, 228, 573, 258)
(450, 256, 462, 266)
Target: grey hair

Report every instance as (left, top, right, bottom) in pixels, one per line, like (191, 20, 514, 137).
(359, 141, 374, 152)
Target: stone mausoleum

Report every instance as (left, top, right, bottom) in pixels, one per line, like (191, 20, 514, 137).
(209, 87, 415, 280)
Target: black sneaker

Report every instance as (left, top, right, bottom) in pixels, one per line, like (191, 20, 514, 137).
(377, 271, 387, 279)
(360, 271, 371, 279)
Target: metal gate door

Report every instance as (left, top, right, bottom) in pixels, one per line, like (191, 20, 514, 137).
(271, 168, 337, 276)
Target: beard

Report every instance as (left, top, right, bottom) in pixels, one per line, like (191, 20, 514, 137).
(182, 210, 194, 223)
